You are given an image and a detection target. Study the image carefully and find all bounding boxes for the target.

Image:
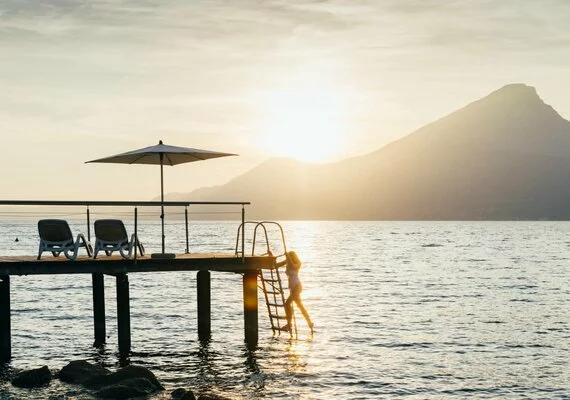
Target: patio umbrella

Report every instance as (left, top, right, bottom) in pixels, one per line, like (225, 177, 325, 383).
(86, 140, 236, 254)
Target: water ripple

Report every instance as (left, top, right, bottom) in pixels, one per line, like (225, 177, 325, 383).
(1, 221, 569, 399)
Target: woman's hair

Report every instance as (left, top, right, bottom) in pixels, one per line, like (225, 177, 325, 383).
(287, 251, 301, 265)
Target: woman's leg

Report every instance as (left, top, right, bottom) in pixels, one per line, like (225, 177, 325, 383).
(283, 285, 301, 331)
(292, 284, 314, 332)
(294, 296, 313, 329)
(284, 294, 294, 327)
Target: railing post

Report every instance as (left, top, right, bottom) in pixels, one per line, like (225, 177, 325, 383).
(241, 205, 245, 263)
(86, 206, 91, 242)
(134, 207, 138, 261)
(185, 206, 189, 254)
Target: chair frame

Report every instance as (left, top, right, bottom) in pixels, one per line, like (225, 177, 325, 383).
(93, 219, 145, 260)
(37, 219, 93, 260)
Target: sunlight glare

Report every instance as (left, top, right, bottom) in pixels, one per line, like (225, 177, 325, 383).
(258, 72, 349, 163)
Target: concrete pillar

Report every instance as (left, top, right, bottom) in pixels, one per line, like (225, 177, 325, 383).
(0, 275, 10, 362)
(116, 273, 131, 355)
(243, 271, 258, 350)
(92, 273, 106, 347)
(197, 270, 211, 342)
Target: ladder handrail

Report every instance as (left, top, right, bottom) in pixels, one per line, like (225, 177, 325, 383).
(255, 221, 297, 337)
(252, 221, 288, 257)
(235, 221, 264, 256)
(234, 220, 297, 337)
(235, 220, 288, 257)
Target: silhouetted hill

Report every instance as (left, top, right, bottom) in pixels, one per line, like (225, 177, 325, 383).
(177, 84, 570, 220)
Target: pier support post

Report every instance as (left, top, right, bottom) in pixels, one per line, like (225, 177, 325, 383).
(243, 271, 258, 350)
(116, 273, 131, 355)
(197, 270, 211, 342)
(92, 273, 106, 347)
(0, 275, 10, 362)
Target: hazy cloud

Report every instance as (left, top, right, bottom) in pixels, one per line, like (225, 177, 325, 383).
(2, 0, 570, 199)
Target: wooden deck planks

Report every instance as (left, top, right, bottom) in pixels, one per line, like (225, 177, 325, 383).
(0, 253, 275, 275)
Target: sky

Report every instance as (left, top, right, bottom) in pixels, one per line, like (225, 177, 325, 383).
(2, 0, 570, 201)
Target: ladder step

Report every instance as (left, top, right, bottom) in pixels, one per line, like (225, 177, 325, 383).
(267, 302, 284, 307)
(269, 314, 288, 320)
(259, 283, 280, 289)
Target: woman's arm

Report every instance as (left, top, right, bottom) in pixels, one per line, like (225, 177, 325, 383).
(275, 251, 302, 269)
(275, 258, 287, 267)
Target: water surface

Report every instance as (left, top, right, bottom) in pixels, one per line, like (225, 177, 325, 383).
(0, 221, 568, 399)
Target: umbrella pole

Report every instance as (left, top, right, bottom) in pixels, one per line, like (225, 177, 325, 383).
(160, 154, 165, 254)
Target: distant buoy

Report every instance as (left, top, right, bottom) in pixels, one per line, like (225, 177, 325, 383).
(15, 237, 19, 242)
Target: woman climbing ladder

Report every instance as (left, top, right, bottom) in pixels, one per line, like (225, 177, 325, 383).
(277, 251, 314, 334)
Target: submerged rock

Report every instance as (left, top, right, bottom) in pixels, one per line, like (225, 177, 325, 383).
(198, 394, 230, 400)
(59, 360, 110, 384)
(95, 377, 158, 399)
(182, 391, 197, 400)
(172, 387, 197, 400)
(11, 365, 51, 388)
(172, 388, 186, 398)
(85, 364, 164, 391)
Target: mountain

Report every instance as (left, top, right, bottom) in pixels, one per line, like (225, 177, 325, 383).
(179, 84, 570, 220)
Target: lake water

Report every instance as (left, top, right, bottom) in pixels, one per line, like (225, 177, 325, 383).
(0, 220, 569, 399)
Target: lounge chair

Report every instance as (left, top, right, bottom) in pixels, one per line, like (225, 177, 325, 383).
(37, 219, 93, 260)
(93, 219, 145, 259)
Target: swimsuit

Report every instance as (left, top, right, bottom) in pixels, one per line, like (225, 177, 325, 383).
(286, 265, 301, 289)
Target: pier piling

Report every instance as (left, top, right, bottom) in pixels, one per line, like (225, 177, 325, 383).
(243, 271, 258, 349)
(0, 275, 10, 362)
(92, 273, 106, 347)
(116, 273, 131, 355)
(197, 270, 211, 342)
(0, 250, 272, 359)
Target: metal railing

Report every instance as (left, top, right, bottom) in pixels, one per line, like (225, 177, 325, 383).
(0, 200, 250, 260)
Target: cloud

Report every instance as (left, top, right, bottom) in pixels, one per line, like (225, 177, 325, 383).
(2, 0, 570, 199)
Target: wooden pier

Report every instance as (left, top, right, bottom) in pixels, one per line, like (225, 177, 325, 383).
(0, 253, 275, 361)
(0, 199, 288, 361)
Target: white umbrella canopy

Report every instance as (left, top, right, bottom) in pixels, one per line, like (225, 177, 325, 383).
(86, 140, 237, 254)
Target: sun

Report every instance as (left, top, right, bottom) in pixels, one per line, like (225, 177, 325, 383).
(258, 75, 348, 163)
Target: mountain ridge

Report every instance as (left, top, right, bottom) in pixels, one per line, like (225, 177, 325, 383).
(170, 83, 570, 220)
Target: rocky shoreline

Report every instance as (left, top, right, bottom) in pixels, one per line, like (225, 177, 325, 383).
(7, 360, 229, 400)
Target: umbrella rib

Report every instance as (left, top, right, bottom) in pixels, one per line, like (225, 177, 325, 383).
(190, 154, 207, 161)
(128, 154, 150, 164)
(164, 153, 173, 165)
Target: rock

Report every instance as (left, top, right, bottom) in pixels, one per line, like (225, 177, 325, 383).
(94, 377, 157, 399)
(172, 388, 185, 398)
(59, 360, 109, 384)
(11, 366, 51, 388)
(172, 388, 197, 400)
(198, 394, 229, 400)
(181, 390, 197, 400)
(85, 365, 164, 391)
